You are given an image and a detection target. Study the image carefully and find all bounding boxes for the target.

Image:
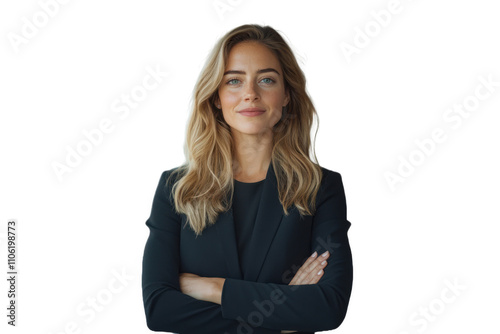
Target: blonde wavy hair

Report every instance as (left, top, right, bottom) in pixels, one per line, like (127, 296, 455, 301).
(167, 24, 323, 236)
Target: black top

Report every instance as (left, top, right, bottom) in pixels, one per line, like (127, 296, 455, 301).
(232, 178, 265, 278)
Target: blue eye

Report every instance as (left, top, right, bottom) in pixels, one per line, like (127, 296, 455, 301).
(226, 78, 240, 85)
(261, 78, 275, 84)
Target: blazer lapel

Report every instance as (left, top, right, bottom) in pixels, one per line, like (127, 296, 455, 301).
(214, 208, 243, 279)
(215, 162, 285, 282)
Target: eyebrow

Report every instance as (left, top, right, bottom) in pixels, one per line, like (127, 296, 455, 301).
(223, 68, 281, 76)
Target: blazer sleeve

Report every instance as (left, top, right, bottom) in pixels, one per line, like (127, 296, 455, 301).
(220, 170, 353, 332)
(141, 170, 281, 334)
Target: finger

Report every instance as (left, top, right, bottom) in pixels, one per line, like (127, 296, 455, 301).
(298, 251, 329, 278)
(289, 252, 319, 284)
(305, 260, 327, 283)
(289, 252, 330, 285)
(290, 259, 320, 285)
(295, 259, 327, 285)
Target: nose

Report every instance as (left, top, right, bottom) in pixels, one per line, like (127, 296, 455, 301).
(243, 81, 260, 102)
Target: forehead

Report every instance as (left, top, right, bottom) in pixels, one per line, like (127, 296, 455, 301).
(226, 41, 281, 71)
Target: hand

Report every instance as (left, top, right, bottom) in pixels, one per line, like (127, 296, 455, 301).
(289, 250, 330, 285)
(179, 273, 225, 304)
(179, 273, 207, 301)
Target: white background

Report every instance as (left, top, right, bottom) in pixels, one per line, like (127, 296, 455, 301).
(1, 0, 499, 333)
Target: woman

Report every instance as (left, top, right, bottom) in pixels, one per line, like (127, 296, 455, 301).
(142, 24, 353, 334)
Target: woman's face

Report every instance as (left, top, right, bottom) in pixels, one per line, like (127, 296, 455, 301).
(217, 41, 290, 139)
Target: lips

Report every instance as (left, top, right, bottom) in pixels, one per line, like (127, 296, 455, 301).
(238, 107, 265, 116)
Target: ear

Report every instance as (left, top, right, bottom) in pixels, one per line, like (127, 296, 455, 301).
(214, 95, 221, 109)
(283, 87, 290, 107)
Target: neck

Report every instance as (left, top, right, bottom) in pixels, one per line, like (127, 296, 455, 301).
(231, 131, 273, 182)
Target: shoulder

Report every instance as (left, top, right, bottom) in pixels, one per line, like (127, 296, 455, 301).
(315, 166, 348, 218)
(319, 166, 342, 178)
(318, 166, 344, 190)
(153, 165, 188, 202)
(317, 166, 347, 202)
(159, 164, 188, 186)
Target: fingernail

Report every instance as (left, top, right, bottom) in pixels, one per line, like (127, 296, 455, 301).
(317, 269, 323, 275)
(322, 251, 329, 257)
(311, 251, 317, 258)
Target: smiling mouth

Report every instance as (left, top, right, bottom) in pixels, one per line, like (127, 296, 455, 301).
(238, 108, 265, 116)
(240, 111, 264, 117)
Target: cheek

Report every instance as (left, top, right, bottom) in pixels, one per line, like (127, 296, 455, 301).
(219, 90, 239, 107)
(262, 91, 286, 108)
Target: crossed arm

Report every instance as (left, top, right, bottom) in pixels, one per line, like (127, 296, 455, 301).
(142, 169, 352, 333)
(178, 250, 333, 332)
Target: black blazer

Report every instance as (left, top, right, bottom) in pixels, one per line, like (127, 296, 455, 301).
(142, 162, 353, 334)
